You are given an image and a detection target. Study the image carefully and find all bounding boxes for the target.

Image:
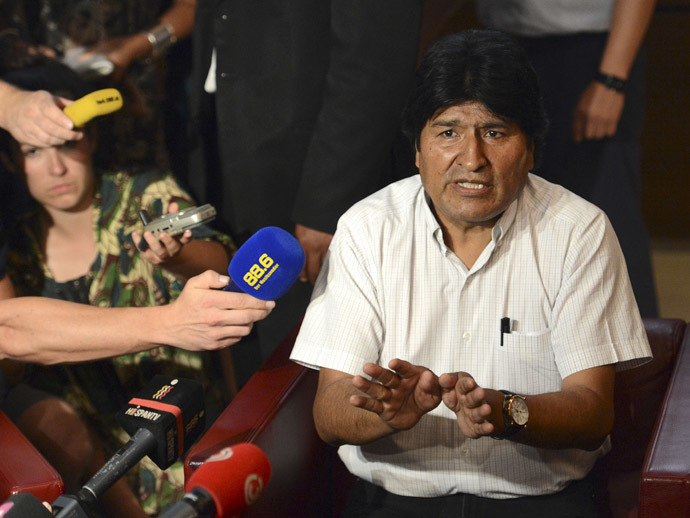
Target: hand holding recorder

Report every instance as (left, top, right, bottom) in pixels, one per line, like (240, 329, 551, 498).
(133, 203, 217, 255)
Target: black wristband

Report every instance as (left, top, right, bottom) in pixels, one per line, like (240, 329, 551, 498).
(595, 72, 626, 93)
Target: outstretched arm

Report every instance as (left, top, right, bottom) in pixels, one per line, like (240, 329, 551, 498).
(83, 0, 197, 80)
(440, 364, 615, 450)
(0, 271, 274, 364)
(313, 359, 442, 446)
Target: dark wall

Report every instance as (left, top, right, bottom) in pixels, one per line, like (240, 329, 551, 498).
(640, 1, 690, 240)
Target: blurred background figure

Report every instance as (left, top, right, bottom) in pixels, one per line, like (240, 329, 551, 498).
(478, 0, 659, 317)
(183, 1, 425, 384)
(0, 0, 196, 175)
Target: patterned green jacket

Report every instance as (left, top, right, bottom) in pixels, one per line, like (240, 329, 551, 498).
(7, 167, 235, 306)
(5, 168, 236, 516)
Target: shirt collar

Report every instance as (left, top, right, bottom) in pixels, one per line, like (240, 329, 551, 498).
(420, 184, 520, 253)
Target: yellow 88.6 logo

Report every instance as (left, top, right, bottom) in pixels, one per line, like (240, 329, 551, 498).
(243, 253, 274, 286)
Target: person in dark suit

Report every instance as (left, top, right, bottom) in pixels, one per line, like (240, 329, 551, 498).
(184, 1, 424, 378)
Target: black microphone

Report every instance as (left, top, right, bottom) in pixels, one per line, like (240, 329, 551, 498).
(51, 376, 206, 517)
(160, 444, 271, 518)
(0, 493, 53, 518)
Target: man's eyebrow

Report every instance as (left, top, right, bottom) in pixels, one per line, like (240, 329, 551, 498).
(430, 119, 461, 127)
(429, 118, 512, 129)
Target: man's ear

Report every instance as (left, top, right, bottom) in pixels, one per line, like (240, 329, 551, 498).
(527, 140, 535, 171)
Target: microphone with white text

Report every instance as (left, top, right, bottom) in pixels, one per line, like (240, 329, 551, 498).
(161, 443, 271, 518)
(224, 227, 306, 300)
(51, 376, 205, 517)
(0, 493, 53, 518)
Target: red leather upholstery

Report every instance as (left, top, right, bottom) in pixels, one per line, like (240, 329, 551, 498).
(640, 321, 690, 517)
(599, 318, 687, 517)
(186, 318, 688, 517)
(185, 323, 353, 517)
(0, 410, 64, 503)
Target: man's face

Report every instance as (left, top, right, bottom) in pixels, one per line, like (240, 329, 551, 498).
(13, 136, 95, 213)
(415, 101, 534, 232)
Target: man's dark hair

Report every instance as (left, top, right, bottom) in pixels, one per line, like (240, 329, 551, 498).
(401, 30, 549, 167)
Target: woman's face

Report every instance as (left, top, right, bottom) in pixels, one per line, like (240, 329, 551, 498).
(13, 133, 96, 213)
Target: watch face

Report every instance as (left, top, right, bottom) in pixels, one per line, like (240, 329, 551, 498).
(510, 397, 529, 426)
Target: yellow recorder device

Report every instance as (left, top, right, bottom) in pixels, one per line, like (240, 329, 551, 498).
(63, 88, 123, 127)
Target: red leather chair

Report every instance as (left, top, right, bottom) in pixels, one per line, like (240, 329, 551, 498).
(598, 318, 687, 517)
(0, 410, 64, 503)
(185, 323, 352, 517)
(640, 320, 690, 517)
(186, 318, 688, 517)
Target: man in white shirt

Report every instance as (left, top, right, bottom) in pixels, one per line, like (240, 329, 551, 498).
(477, 0, 659, 319)
(290, 30, 651, 517)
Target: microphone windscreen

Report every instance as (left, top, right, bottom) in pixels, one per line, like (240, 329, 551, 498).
(0, 493, 53, 517)
(186, 443, 271, 517)
(227, 227, 305, 300)
(63, 88, 123, 127)
(116, 376, 205, 469)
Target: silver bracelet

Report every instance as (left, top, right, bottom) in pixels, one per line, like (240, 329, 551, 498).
(146, 22, 177, 57)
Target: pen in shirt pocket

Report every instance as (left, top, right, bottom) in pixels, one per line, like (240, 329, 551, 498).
(500, 317, 511, 346)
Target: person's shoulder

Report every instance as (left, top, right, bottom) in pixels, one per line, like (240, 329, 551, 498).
(340, 175, 423, 227)
(522, 173, 605, 226)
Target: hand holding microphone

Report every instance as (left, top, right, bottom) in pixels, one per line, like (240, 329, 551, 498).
(224, 227, 306, 300)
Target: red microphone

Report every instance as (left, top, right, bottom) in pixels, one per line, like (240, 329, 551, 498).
(161, 443, 271, 518)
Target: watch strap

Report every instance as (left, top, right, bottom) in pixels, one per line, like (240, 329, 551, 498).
(491, 390, 525, 440)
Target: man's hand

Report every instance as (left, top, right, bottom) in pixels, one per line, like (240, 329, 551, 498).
(350, 359, 442, 432)
(295, 223, 332, 284)
(572, 81, 625, 143)
(0, 86, 82, 147)
(160, 270, 275, 350)
(439, 372, 496, 439)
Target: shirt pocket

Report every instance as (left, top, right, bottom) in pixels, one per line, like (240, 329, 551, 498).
(496, 330, 560, 394)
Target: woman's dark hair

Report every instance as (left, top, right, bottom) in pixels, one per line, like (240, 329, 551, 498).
(0, 62, 107, 222)
(401, 30, 549, 167)
(1, 60, 93, 105)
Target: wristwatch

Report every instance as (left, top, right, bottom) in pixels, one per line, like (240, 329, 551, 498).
(492, 390, 529, 440)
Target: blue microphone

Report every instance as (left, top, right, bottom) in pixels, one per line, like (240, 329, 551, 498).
(224, 227, 306, 300)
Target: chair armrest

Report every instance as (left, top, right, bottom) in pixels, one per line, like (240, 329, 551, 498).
(640, 324, 690, 517)
(185, 323, 352, 516)
(0, 410, 64, 503)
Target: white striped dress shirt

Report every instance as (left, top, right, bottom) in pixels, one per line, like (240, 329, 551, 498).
(290, 173, 651, 499)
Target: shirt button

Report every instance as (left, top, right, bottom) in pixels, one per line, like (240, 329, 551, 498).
(462, 332, 471, 341)
(220, 72, 227, 79)
(461, 447, 470, 456)
(221, 14, 228, 20)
